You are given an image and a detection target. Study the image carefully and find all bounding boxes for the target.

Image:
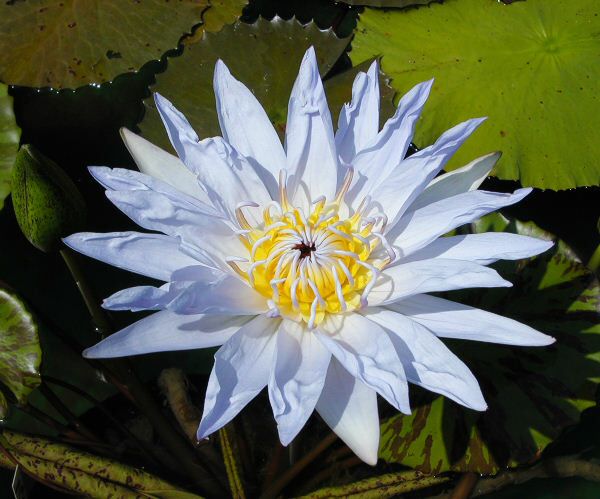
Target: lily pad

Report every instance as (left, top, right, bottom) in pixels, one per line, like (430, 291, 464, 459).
(0, 84, 20, 211)
(0, 0, 209, 88)
(350, 0, 600, 190)
(0, 285, 41, 418)
(338, 0, 434, 7)
(379, 214, 600, 473)
(182, 0, 248, 45)
(140, 17, 351, 151)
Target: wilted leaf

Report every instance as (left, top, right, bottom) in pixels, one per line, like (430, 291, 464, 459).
(379, 215, 600, 473)
(140, 17, 351, 150)
(0, 430, 203, 498)
(11, 145, 86, 252)
(0, 286, 41, 418)
(298, 470, 448, 498)
(0, 84, 20, 210)
(351, 0, 600, 190)
(0, 0, 209, 88)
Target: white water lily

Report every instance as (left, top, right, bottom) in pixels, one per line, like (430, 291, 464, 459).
(65, 47, 555, 465)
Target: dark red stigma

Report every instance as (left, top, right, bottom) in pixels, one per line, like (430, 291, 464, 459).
(293, 242, 316, 259)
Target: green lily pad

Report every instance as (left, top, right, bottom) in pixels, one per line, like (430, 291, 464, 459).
(0, 84, 20, 211)
(350, 0, 600, 190)
(140, 17, 351, 151)
(0, 285, 41, 418)
(338, 0, 434, 7)
(11, 145, 86, 252)
(379, 214, 600, 473)
(0, 0, 210, 88)
(182, 0, 248, 45)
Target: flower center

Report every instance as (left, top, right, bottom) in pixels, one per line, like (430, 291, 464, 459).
(228, 170, 392, 328)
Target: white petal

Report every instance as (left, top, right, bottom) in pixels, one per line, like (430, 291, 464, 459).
(335, 60, 380, 165)
(412, 152, 500, 211)
(316, 358, 379, 465)
(347, 79, 433, 207)
(369, 258, 512, 306)
(286, 47, 338, 204)
(197, 315, 279, 439)
(363, 308, 487, 411)
(315, 313, 410, 414)
(181, 136, 272, 221)
(101, 187, 244, 270)
(83, 311, 249, 358)
(213, 59, 286, 198)
(89, 166, 218, 216)
(389, 294, 555, 346)
(120, 127, 211, 204)
(166, 275, 269, 316)
(388, 188, 532, 259)
(402, 232, 554, 266)
(268, 320, 331, 445)
(371, 118, 486, 225)
(103, 284, 172, 311)
(102, 267, 225, 312)
(155, 94, 272, 215)
(63, 231, 198, 281)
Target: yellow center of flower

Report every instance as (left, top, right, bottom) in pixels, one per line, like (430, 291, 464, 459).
(229, 170, 392, 328)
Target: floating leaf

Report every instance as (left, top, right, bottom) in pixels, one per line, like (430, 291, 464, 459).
(140, 17, 351, 151)
(11, 145, 86, 252)
(351, 0, 600, 190)
(379, 215, 600, 473)
(0, 430, 203, 498)
(0, 84, 20, 211)
(0, 0, 209, 88)
(182, 0, 248, 45)
(0, 285, 41, 418)
(338, 0, 435, 7)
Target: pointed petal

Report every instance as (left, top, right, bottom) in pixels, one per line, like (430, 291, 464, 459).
(371, 118, 486, 225)
(316, 358, 379, 465)
(99, 185, 244, 270)
(103, 284, 172, 312)
(166, 275, 269, 316)
(402, 232, 554, 266)
(63, 231, 198, 281)
(182, 136, 272, 221)
(315, 313, 410, 414)
(347, 79, 433, 206)
(213, 59, 286, 198)
(155, 94, 272, 214)
(388, 188, 532, 259)
(369, 258, 511, 306)
(388, 294, 555, 346)
(412, 151, 500, 211)
(197, 315, 279, 439)
(120, 127, 211, 204)
(89, 166, 217, 216)
(83, 311, 249, 358)
(335, 60, 380, 165)
(364, 308, 487, 411)
(286, 47, 338, 204)
(268, 320, 331, 445)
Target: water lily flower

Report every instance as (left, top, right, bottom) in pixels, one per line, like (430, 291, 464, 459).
(64, 47, 555, 465)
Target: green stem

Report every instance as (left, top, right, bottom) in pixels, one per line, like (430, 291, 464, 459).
(587, 243, 600, 275)
(219, 425, 246, 499)
(60, 247, 226, 497)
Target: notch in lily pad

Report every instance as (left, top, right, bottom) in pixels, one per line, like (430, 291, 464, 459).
(11, 145, 86, 252)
